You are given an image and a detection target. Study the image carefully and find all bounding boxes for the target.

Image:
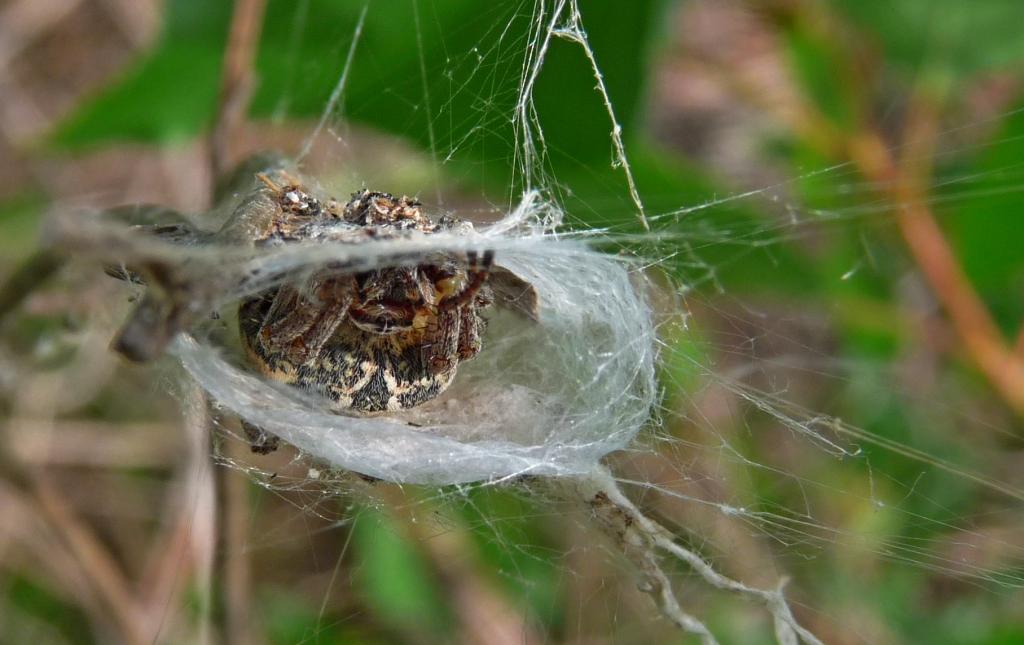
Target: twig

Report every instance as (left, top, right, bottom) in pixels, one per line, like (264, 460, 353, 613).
(136, 383, 219, 644)
(0, 0, 83, 75)
(14, 420, 179, 467)
(701, 21, 1024, 420)
(217, 432, 258, 645)
(567, 468, 822, 645)
(847, 103, 1024, 418)
(0, 435, 149, 644)
(0, 250, 64, 324)
(206, 2, 269, 642)
(138, 504, 198, 640)
(187, 385, 218, 645)
(556, 1, 650, 232)
(209, 0, 268, 179)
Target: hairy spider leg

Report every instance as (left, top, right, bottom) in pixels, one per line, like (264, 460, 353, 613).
(257, 275, 355, 365)
(421, 304, 463, 375)
(440, 249, 495, 311)
(422, 250, 496, 371)
(241, 419, 280, 455)
(456, 304, 486, 361)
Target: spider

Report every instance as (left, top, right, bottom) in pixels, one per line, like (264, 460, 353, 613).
(239, 183, 497, 414)
(108, 158, 538, 454)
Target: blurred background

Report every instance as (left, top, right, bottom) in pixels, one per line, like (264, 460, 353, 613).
(2, 0, 1024, 643)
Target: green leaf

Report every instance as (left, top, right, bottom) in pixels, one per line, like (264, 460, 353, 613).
(459, 487, 564, 629)
(782, 25, 858, 131)
(940, 100, 1024, 333)
(831, 0, 1024, 78)
(351, 508, 452, 636)
(48, 0, 813, 291)
(260, 589, 371, 645)
(7, 575, 94, 645)
(50, 0, 229, 147)
(52, 0, 660, 168)
(0, 193, 46, 263)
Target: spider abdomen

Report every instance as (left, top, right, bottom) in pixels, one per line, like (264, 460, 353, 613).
(240, 292, 483, 413)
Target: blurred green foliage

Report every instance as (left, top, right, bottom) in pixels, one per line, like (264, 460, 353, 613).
(54, 0, 659, 202)
(831, 0, 1024, 78)
(40, 0, 1024, 309)
(0, 194, 45, 262)
(942, 105, 1024, 334)
(352, 509, 454, 639)
(6, 576, 93, 645)
(51, 0, 807, 288)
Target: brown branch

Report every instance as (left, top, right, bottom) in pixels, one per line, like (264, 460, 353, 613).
(136, 385, 220, 643)
(894, 196, 1024, 415)
(206, 3, 268, 641)
(209, 0, 267, 181)
(216, 433, 259, 645)
(711, 13, 1024, 420)
(847, 99, 1024, 418)
(0, 439, 150, 644)
(0, 0, 83, 75)
(0, 250, 65, 324)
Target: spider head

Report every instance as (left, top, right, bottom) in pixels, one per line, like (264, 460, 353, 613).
(348, 265, 436, 334)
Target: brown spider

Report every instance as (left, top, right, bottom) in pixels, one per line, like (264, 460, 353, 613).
(238, 184, 499, 415)
(106, 159, 538, 454)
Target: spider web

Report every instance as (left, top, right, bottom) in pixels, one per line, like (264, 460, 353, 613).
(162, 0, 1024, 641)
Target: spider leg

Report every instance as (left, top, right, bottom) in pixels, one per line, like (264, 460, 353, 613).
(241, 419, 280, 455)
(256, 275, 354, 365)
(456, 305, 486, 361)
(421, 306, 462, 375)
(260, 286, 316, 344)
(440, 249, 494, 311)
